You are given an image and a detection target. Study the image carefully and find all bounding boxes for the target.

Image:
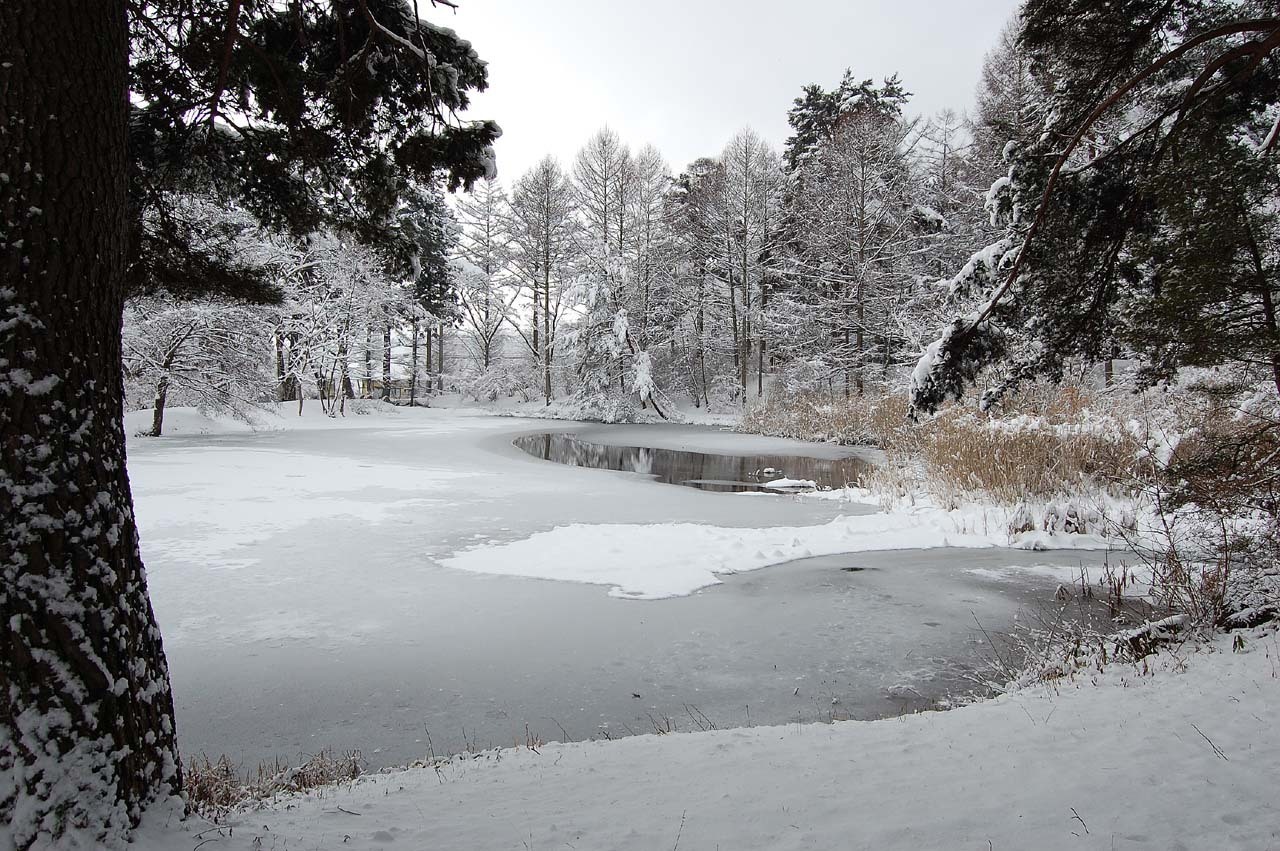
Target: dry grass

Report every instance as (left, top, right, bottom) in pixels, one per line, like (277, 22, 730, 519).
(909, 404, 1136, 504)
(746, 383, 1139, 505)
(185, 748, 364, 820)
(742, 392, 912, 449)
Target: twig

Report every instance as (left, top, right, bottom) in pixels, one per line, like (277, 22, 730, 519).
(1192, 723, 1229, 760)
(672, 810, 687, 851)
(1070, 807, 1089, 834)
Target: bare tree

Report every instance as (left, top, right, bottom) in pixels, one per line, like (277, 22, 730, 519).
(509, 157, 579, 404)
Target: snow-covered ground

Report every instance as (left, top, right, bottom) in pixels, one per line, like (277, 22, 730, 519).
(125, 404, 1125, 769)
(132, 627, 1280, 850)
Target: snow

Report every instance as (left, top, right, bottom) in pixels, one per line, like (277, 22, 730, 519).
(123, 406, 258, 437)
(440, 501, 1108, 601)
(129, 627, 1280, 851)
(764, 476, 817, 489)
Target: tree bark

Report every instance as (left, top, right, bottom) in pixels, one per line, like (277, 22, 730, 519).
(408, 319, 419, 406)
(424, 325, 433, 389)
(543, 273, 553, 406)
(274, 328, 290, 401)
(149, 375, 170, 438)
(1, 2, 184, 846)
(1241, 204, 1280, 396)
(381, 323, 393, 401)
(436, 324, 445, 391)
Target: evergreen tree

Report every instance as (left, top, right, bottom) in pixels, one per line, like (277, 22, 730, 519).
(911, 1, 1280, 414)
(783, 72, 911, 172)
(1, 1, 496, 844)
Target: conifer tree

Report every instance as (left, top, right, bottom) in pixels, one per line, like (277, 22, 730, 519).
(911, 1, 1280, 413)
(1, 2, 496, 844)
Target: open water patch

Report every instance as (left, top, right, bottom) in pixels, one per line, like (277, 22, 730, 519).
(513, 431, 871, 493)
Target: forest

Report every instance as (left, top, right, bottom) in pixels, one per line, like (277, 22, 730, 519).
(125, 34, 1032, 427)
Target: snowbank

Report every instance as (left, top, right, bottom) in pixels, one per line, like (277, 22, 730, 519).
(131, 628, 1280, 850)
(441, 505, 1110, 600)
(765, 476, 817, 489)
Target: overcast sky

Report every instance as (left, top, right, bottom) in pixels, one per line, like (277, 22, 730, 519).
(443, 0, 1021, 184)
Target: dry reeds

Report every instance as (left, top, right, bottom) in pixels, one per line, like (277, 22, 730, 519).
(185, 748, 364, 820)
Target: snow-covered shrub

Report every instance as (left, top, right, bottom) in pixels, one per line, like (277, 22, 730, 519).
(1123, 380, 1280, 626)
(553, 390, 642, 424)
(704, 374, 743, 413)
(462, 360, 538, 403)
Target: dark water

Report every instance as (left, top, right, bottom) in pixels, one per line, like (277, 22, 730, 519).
(513, 432, 873, 492)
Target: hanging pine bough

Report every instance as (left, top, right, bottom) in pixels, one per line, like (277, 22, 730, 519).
(910, 7, 1280, 416)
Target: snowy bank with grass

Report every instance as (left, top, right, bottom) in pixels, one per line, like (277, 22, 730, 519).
(131, 626, 1280, 851)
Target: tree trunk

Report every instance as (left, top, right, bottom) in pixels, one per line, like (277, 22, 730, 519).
(149, 375, 169, 438)
(381, 323, 393, 402)
(696, 275, 709, 409)
(543, 277, 553, 406)
(1, 3, 184, 846)
(1241, 205, 1280, 397)
(274, 329, 290, 401)
(1260, 283, 1280, 397)
(363, 326, 373, 398)
(531, 269, 540, 373)
(408, 319, 419, 406)
(338, 340, 355, 401)
(424, 325, 433, 392)
(436, 325, 445, 391)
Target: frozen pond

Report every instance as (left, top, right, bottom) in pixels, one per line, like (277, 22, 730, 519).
(513, 431, 873, 492)
(165, 547, 1118, 770)
(126, 408, 1121, 771)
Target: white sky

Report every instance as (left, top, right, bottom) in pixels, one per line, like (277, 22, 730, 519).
(442, 0, 1021, 183)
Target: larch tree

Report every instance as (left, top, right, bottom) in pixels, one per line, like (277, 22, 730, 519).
(455, 178, 516, 373)
(624, 145, 674, 355)
(969, 15, 1045, 179)
(570, 129, 640, 415)
(508, 157, 579, 405)
(0, 1, 497, 845)
(785, 95, 919, 396)
(720, 129, 784, 399)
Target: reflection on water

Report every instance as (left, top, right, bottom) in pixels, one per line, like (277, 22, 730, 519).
(513, 432, 872, 492)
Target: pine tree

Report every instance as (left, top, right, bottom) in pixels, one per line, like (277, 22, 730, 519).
(910, 0, 1280, 414)
(1, 1, 496, 844)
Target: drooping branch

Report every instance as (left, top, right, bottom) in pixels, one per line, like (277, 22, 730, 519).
(969, 18, 1280, 334)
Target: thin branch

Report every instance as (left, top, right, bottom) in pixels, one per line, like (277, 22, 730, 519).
(207, 0, 244, 129)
